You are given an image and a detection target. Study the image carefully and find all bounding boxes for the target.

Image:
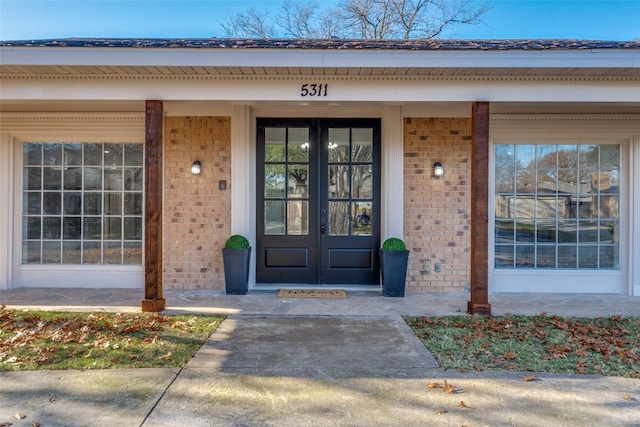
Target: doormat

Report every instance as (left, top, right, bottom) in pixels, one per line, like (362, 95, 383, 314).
(277, 289, 347, 299)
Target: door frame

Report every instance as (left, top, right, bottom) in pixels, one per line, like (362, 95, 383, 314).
(255, 117, 381, 285)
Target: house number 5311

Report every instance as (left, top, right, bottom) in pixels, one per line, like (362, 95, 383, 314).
(300, 83, 328, 97)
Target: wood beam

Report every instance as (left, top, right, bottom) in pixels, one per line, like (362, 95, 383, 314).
(468, 102, 492, 315)
(142, 100, 165, 312)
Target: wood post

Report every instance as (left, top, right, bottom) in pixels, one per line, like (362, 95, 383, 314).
(142, 100, 165, 312)
(468, 102, 492, 315)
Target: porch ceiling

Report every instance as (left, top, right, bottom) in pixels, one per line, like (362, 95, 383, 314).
(1, 64, 639, 77)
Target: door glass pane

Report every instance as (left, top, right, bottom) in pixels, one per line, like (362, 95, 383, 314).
(64, 143, 83, 166)
(287, 201, 308, 235)
(352, 165, 372, 199)
(352, 201, 372, 236)
(329, 165, 350, 199)
(83, 242, 101, 264)
(265, 165, 285, 198)
(23, 241, 41, 264)
(124, 143, 143, 166)
(43, 143, 62, 166)
(124, 242, 142, 264)
(43, 168, 62, 190)
(43, 241, 61, 263)
(288, 128, 309, 162)
(84, 144, 102, 165)
(104, 168, 123, 191)
(43, 217, 61, 239)
(352, 129, 373, 162)
(104, 242, 122, 264)
(536, 245, 556, 268)
(265, 201, 285, 235)
(265, 128, 286, 161)
(515, 245, 534, 268)
(104, 144, 123, 167)
(43, 192, 61, 215)
(329, 201, 349, 235)
(288, 165, 308, 198)
(84, 168, 102, 190)
(328, 128, 350, 162)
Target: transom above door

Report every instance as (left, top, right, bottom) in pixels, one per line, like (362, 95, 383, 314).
(256, 118, 381, 285)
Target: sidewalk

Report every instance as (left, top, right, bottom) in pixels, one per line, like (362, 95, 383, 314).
(1, 289, 639, 426)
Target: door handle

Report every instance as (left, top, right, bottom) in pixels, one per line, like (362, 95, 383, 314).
(320, 217, 326, 235)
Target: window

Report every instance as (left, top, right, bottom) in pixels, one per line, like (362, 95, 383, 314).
(494, 143, 620, 270)
(22, 142, 143, 265)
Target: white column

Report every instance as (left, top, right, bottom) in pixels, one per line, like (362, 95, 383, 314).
(382, 105, 404, 241)
(0, 133, 13, 289)
(629, 135, 640, 296)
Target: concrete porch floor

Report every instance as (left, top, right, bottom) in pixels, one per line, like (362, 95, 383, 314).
(0, 288, 638, 317)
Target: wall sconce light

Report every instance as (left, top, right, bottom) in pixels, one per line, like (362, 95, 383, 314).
(191, 160, 202, 175)
(433, 161, 444, 177)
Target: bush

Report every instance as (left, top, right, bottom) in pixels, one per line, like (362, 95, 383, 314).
(224, 235, 250, 249)
(382, 237, 406, 251)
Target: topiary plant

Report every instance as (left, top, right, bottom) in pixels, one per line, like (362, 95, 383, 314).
(381, 237, 406, 251)
(224, 235, 250, 249)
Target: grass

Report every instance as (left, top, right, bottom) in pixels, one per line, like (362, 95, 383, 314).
(0, 306, 224, 371)
(406, 314, 640, 378)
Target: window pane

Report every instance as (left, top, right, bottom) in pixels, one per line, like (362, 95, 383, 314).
(124, 143, 143, 166)
(578, 221, 598, 243)
(124, 193, 143, 215)
(22, 241, 41, 264)
(329, 201, 349, 236)
(43, 217, 61, 239)
(104, 193, 122, 215)
(352, 129, 373, 162)
(515, 245, 535, 268)
(578, 246, 598, 268)
(43, 143, 62, 166)
(63, 241, 81, 264)
(63, 193, 82, 215)
(328, 128, 350, 163)
(329, 165, 349, 199)
(600, 145, 620, 169)
(83, 242, 101, 264)
(104, 144, 123, 167)
(24, 193, 41, 215)
(495, 220, 514, 243)
(495, 244, 514, 268)
(536, 220, 556, 243)
(105, 217, 122, 240)
(288, 128, 309, 162)
(84, 168, 102, 190)
(536, 245, 556, 268)
(579, 145, 598, 170)
(288, 165, 308, 198)
(63, 217, 82, 239)
(24, 168, 42, 190)
(124, 168, 143, 191)
(287, 201, 308, 235)
(599, 246, 618, 269)
(104, 168, 123, 191)
(23, 143, 42, 165)
(84, 143, 102, 165)
(558, 220, 577, 243)
(265, 128, 286, 162)
(515, 220, 534, 242)
(64, 143, 83, 166)
(352, 165, 372, 199)
(43, 241, 61, 264)
(600, 221, 618, 244)
(124, 217, 142, 240)
(495, 145, 514, 169)
(265, 165, 285, 198)
(124, 242, 142, 264)
(104, 242, 122, 264)
(64, 167, 82, 190)
(24, 217, 41, 239)
(353, 201, 372, 236)
(265, 201, 285, 235)
(557, 246, 577, 269)
(43, 193, 61, 215)
(43, 168, 62, 190)
(84, 218, 101, 240)
(515, 145, 535, 170)
(84, 193, 102, 215)
(495, 169, 514, 193)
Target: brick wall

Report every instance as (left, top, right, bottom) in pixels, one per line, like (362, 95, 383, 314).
(404, 118, 472, 292)
(163, 116, 231, 289)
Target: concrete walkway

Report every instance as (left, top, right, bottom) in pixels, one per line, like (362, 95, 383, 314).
(1, 289, 639, 426)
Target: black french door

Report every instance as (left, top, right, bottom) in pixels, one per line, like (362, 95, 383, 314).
(256, 118, 380, 285)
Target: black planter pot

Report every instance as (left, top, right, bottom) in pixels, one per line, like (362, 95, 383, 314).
(222, 247, 251, 295)
(380, 249, 409, 297)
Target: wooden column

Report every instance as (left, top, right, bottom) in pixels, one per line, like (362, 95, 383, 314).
(468, 102, 492, 315)
(142, 100, 166, 312)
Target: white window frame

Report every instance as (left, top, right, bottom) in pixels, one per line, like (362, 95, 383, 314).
(0, 113, 145, 289)
(489, 114, 640, 295)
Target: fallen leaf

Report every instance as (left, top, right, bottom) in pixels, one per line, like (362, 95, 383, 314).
(159, 351, 172, 360)
(504, 350, 518, 360)
(523, 375, 538, 382)
(457, 367, 469, 373)
(443, 380, 455, 394)
(427, 381, 442, 389)
(31, 423, 40, 427)
(458, 401, 468, 408)
(13, 413, 25, 420)
(48, 396, 56, 403)
(435, 407, 447, 414)
(622, 394, 633, 401)
(0, 421, 12, 427)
